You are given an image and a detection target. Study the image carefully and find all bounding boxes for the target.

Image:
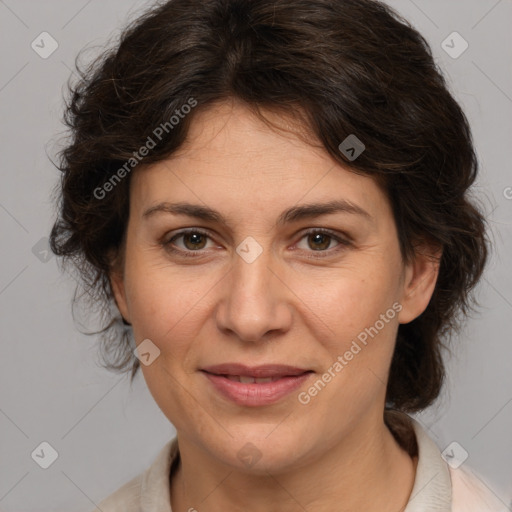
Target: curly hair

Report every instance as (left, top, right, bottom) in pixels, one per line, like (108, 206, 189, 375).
(49, 0, 488, 412)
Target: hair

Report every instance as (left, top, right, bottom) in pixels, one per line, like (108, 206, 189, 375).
(50, 0, 488, 413)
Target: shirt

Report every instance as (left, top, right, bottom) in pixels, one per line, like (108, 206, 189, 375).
(91, 417, 508, 511)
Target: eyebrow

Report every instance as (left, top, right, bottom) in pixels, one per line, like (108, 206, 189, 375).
(142, 199, 372, 226)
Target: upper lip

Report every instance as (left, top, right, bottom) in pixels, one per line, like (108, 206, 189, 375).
(201, 363, 311, 378)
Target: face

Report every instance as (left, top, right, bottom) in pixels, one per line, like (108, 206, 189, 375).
(111, 99, 439, 473)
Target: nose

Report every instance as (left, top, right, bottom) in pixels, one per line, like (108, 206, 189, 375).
(215, 242, 293, 343)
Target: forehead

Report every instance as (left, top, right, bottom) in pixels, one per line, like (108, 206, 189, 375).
(130, 100, 390, 225)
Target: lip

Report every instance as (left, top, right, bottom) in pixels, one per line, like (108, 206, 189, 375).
(201, 363, 310, 378)
(200, 364, 313, 407)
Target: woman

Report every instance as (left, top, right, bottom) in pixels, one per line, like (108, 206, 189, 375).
(50, 0, 507, 510)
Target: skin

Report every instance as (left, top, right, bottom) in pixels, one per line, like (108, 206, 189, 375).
(110, 98, 441, 512)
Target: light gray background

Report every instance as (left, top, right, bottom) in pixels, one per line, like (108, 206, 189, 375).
(0, 1, 511, 510)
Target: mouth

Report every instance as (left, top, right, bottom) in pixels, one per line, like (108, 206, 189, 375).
(201, 363, 312, 379)
(211, 375, 287, 383)
(200, 364, 314, 406)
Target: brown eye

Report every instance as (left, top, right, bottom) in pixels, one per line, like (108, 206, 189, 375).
(295, 229, 351, 259)
(164, 229, 213, 255)
(181, 232, 208, 250)
(306, 232, 334, 251)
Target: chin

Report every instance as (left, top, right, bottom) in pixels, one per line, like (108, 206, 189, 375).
(208, 427, 312, 474)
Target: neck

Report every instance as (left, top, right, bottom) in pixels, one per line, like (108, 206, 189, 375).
(170, 414, 416, 512)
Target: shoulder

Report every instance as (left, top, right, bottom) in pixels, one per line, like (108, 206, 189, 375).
(450, 466, 509, 512)
(89, 437, 179, 512)
(90, 473, 143, 512)
(389, 412, 509, 512)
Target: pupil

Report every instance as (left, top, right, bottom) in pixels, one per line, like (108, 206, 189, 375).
(310, 233, 330, 251)
(186, 233, 205, 249)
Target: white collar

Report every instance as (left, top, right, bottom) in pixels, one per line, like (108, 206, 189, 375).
(404, 417, 452, 511)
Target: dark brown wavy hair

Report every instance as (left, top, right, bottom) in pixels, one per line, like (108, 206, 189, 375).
(49, 0, 488, 413)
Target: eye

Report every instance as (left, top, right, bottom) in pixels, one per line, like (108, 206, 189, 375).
(295, 229, 351, 257)
(162, 228, 351, 259)
(163, 229, 214, 257)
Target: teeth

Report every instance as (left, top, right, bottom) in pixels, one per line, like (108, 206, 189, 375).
(226, 375, 243, 382)
(224, 375, 275, 383)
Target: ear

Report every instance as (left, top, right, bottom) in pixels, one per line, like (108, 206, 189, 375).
(397, 241, 442, 325)
(108, 250, 131, 324)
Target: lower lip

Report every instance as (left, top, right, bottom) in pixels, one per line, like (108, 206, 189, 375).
(202, 371, 313, 406)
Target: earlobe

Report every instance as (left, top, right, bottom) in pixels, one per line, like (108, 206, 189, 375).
(398, 243, 442, 325)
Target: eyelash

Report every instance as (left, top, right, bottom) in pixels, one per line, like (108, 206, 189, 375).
(162, 228, 351, 260)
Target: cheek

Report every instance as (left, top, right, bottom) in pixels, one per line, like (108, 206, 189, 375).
(124, 253, 211, 343)
(289, 260, 402, 418)
(124, 263, 215, 430)
(291, 262, 401, 348)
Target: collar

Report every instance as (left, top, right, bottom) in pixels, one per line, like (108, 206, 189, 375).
(404, 417, 452, 511)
